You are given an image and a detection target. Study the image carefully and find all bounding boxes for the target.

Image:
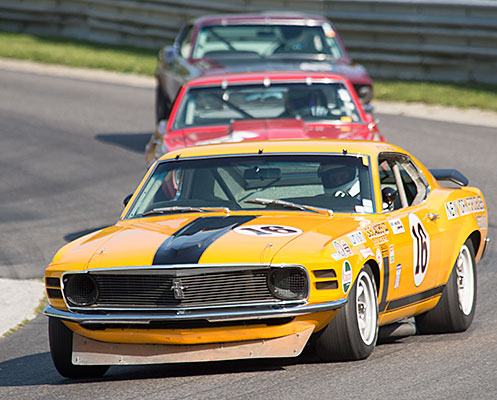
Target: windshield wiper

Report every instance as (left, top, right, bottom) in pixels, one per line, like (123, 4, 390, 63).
(142, 207, 230, 217)
(244, 198, 332, 217)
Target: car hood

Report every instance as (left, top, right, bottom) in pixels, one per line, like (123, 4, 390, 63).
(191, 56, 370, 84)
(190, 119, 372, 146)
(71, 213, 366, 270)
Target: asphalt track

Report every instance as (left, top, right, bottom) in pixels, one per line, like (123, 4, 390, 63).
(0, 65, 496, 399)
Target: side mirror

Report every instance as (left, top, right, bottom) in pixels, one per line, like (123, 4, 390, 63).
(363, 104, 374, 114)
(164, 46, 177, 65)
(123, 193, 133, 207)
(382, 187, 398, 211)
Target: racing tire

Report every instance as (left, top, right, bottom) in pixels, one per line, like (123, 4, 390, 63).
(416, 239, 477, 334)
(49, 317, 109, 379)
(313, 264, 378, 361)
(155, 83, 170, 123)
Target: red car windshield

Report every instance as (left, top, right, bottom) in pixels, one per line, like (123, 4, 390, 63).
(173, 82, 362, 130)
(192, 24, 344, 59)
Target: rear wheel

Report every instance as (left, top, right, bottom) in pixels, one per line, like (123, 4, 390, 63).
(314, 264, 378, 361)
(416, 239, 477, 334)
(49, 317, 109, 379)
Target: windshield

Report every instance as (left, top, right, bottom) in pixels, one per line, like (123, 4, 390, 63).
(192, 24, 344, 59)
(126, 155, 374, 219)
(173, 82, 361, 130)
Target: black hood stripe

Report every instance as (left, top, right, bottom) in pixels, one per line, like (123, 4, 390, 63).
(152, 216, 257, 265)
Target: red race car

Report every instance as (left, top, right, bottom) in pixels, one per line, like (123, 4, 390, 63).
(146, 71, 384, 165)
(155, 13, 374, 122)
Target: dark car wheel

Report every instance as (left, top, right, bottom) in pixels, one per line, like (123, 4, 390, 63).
(155, 84, 170, 123)
(49, 317, 109, 379)
(416, 239, 477, 334)
(313, 264, 378, 361)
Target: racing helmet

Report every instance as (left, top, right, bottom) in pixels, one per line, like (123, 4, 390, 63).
(318, 163, 359, 196)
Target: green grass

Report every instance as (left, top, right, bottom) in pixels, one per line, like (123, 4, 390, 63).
(375, 80, 497, 112)
(0, 31, 157, 75)
(2, 31, 497, 111)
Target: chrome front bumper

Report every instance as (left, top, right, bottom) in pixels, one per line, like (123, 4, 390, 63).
(44, 298, 347, 325)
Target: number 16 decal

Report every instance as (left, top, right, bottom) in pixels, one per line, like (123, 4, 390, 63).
(409, 213, 430, 286)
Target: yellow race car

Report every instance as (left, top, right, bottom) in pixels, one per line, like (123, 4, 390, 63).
(44, 140, 489, 378)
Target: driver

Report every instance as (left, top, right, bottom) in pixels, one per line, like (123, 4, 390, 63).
(318, 164, 360, 198)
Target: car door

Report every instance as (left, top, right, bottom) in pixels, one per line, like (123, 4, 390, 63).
(378, 153, 443, 311)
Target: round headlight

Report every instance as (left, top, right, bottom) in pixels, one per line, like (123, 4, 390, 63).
(268, 267, 308, 300)
(63, 274, 98, 306)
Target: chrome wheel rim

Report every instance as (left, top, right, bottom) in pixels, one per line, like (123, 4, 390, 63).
(456, 244, 474, 316)
(356, 271, 377, 345)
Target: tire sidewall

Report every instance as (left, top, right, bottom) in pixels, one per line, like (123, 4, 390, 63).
(447, 240, 477, 330)
(345, 264, 379, 356)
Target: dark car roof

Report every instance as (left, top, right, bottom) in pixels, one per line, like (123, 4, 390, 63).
(193, 13, 329, 27)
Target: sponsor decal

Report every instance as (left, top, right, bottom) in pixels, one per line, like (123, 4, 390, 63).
(333, 240, 346, 257)
(394, 264, 402, 289)
(376, 248, 383, 270)
(348, 231, 366, 246)
(372, 236, 389, 245)
(354, 205, 365, 213)
(388, 218, 405, 234)
(362, 199, 374, 213)
(364, 223, 389, 239)
(331, 253, 344, 261)
(445, 196, 485, 220)
(233, 225, 302, 237)
(476, 215, 487, 230)
(341, 240, 353, 256)
(342, 260, 353, 293)
(445, 201, 458, 220)
(359, 248, 374, 259)
(409, 213, 430, 287)
(389, 244, 395, 264)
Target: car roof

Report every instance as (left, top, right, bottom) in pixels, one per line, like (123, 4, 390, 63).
(185, 71, 350, 87)
(193, 13, 329, 27)
(159, 140, 403, 161)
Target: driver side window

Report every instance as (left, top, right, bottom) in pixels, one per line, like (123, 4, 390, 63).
(379, 154, 429, 211)
(178, 26, 193, 58)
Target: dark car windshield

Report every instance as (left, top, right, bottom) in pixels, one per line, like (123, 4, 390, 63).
(173, 82, 361, 130)
(126, 154, 374, 219)
(192, 24, 345, 59)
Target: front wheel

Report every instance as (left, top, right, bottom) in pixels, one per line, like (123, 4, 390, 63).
(49, 317, 109, 379)
(416, 239, 477, 334)
(314, 264, 378, 361)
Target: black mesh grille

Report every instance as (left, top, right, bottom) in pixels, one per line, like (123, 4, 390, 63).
(84, 270, 274, 308)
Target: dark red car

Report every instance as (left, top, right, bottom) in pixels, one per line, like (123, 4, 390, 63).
(155, 13, 374, 122)
(146, 71, 383, 165)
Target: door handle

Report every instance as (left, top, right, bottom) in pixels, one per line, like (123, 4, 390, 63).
(427, 213, 440, 221)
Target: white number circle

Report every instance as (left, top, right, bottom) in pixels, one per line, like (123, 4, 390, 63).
(233, 225, 303, 237)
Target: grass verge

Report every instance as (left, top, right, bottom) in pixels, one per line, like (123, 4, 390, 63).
(2, 31, 497, 111)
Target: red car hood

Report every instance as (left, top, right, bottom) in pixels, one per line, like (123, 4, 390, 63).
(190, 119, 374, 146)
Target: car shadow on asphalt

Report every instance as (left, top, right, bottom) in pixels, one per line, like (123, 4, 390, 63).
(95, 132, 152, 153)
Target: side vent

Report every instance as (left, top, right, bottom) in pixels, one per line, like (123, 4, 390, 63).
(316, 281, 338, 290)
(313, 269, 338, 290)
(46, 277, 62, 299)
